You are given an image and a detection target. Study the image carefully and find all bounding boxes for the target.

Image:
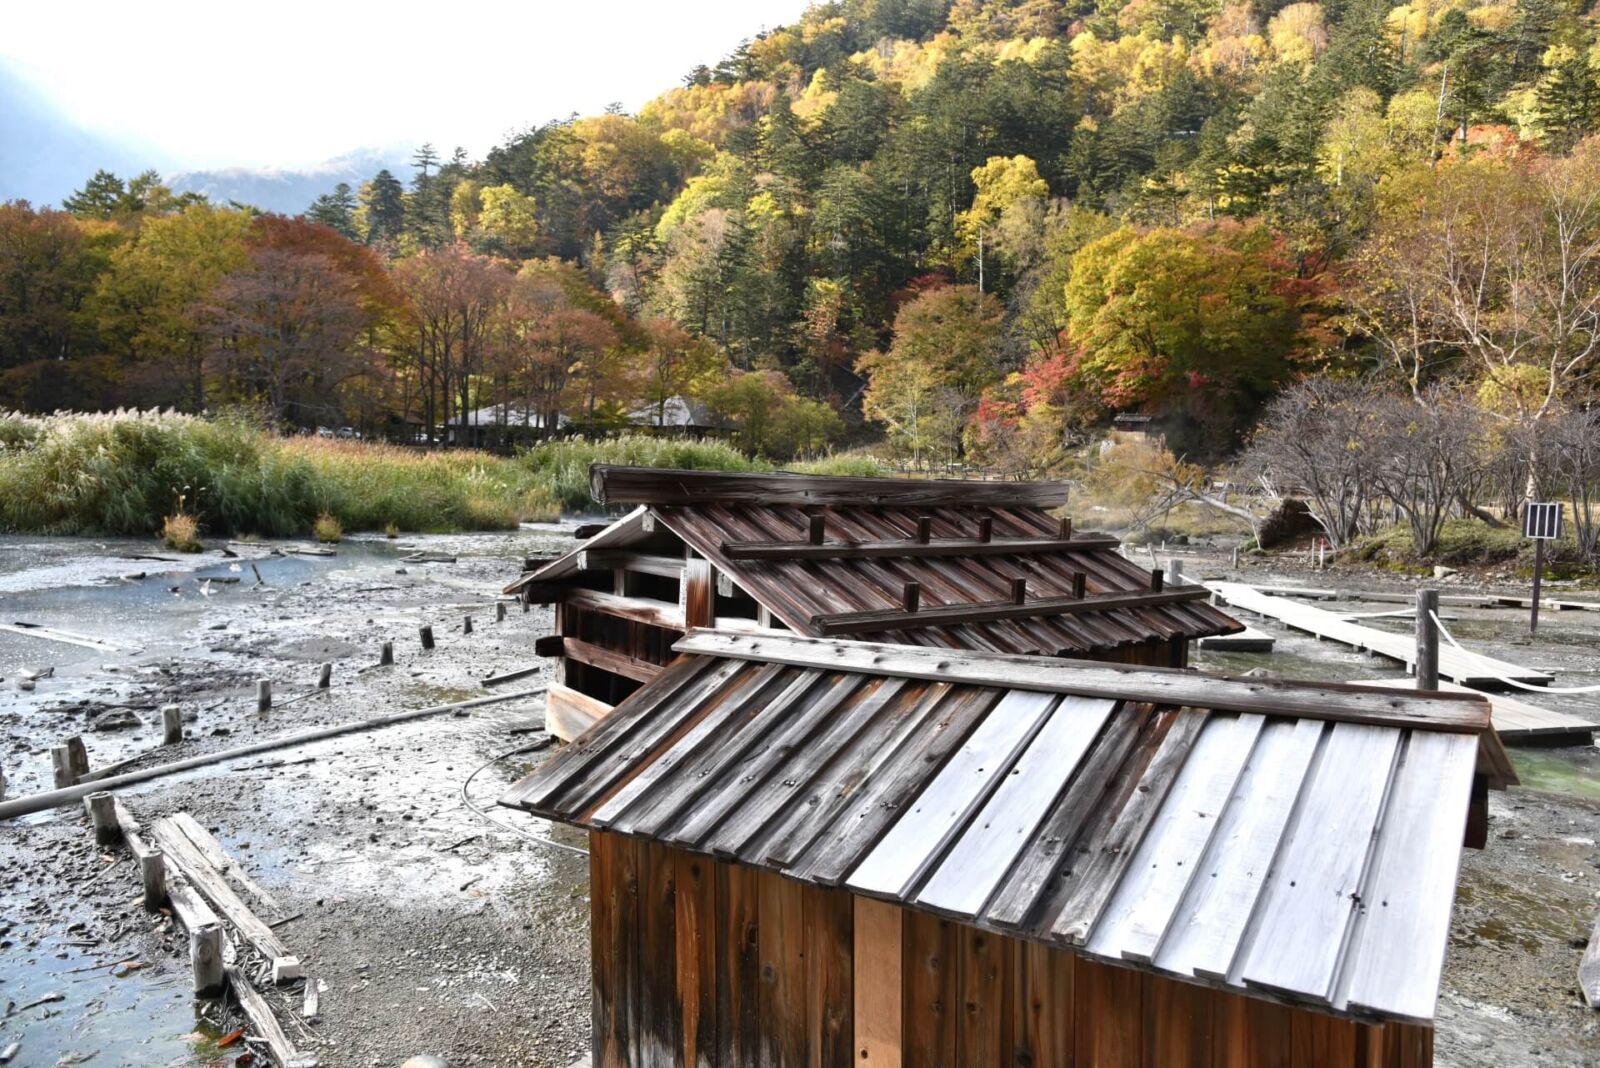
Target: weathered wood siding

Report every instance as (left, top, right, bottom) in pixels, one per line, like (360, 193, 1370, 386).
(587, 833, 1433, 1068)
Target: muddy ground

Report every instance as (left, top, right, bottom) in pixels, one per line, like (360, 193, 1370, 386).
(1, 531, 1597, 1067)
(1, 531, 590, 1068)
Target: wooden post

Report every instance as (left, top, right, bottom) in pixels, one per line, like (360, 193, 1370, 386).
(66, 737, 89, 782)
(419, 625, 435, 650)
(256, 680, 272, 712)
(1058, 516, 1072, 539)
(1165, 558, 1184, 583)
(976, 517, 992, 543)
(1151, 568, 1165, 592)
(0, 765, 5, 800)
(496, 601, 507, 623)
(1231, 545, 1240, 568)
(1071, 572, 1087, 599)
(1531, 537, 1546, 637)
(162, 705, 183, 745)
(808, 514, 826, 545)
(86, 791, 119, 845)
(902, 582, 921, 613)
(463, 616, 474, 635)
(316, 663, 332, 689)
(915, 516, 932, 543)
(140, 849, 166, 909)
(51, 745, 76, 789)
(380, 640, 394, 666)
(1415, 589, 1440, 690)
(190, 923, 225, 998)
(1010, 577, 1027, 604)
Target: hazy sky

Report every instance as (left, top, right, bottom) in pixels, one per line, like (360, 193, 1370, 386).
(2, 0, 810, 171)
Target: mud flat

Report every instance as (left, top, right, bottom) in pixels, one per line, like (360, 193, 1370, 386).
(0, 528, 593, 1068)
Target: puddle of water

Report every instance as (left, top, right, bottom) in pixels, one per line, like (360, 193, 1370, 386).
(0, 929, 215, 1068)
(1508, 747, 1600, 801)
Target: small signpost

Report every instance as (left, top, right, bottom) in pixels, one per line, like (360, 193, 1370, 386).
(1524, 502, 1564, 636)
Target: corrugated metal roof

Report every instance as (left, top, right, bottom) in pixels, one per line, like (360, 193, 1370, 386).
(512, 500, 1240, 655)
(501, 637, 1482, 1026)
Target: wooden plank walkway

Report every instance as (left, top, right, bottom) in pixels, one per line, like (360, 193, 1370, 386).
(1351, 679, 1597, 744)
(1206, 583, 1554, 688)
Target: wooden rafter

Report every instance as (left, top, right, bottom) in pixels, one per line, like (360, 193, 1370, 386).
(671, 629, 1492, 733)
(718, 534, 1119, 561)
(810, 586, 1215, 636)
(577, 549, 686, 578)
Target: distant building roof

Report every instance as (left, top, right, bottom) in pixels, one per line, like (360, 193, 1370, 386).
(627, 395, 714, 428)
(501, 630, 1495, 1026)
(459, 405, 567, 429)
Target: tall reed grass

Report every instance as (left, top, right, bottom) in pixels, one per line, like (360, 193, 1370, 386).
(0, 412, 876, 537)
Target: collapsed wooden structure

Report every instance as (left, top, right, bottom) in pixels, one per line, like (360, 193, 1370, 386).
(507, 466, 1242, 738)
(501, 631, 1502, 1068)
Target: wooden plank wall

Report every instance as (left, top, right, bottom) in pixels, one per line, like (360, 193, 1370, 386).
(586, 837, 1435, 1068)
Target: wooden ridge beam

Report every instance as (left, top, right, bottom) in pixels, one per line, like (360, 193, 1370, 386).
(810, 585, 1214, 635)
(563, 587, 686, 631)
(576, 549, 686, 578)
(671, 630, 1492, 734)
(562, 637, 665, 684)
(719, 534, 1120, 561)
(590, 464, 1071, 508)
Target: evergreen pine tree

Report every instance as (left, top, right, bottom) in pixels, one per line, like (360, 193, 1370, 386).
(362, 169, 406, 245)
(306, 182, 360, 239)
(62, 170, 129, 218)
(1538, 57, 1600, 152)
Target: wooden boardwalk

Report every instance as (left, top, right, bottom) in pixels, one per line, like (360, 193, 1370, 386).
(1351, 678, 1597, 744)
(1206, 582, 1554, 688)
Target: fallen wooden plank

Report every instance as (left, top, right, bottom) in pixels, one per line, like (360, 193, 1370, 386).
(719, 534, 1120, 561)
(673, 630, 1491, 733)
(227, 965, 319, 1067)
(167, 812, 283, 913)
(481, 664, 545, 687)
(1351, 678, 1598, 743)
(150, 816, 302, 982)
(1198, 626, 1275, 652)
(1581, 909, 1600, 1009)
(1206, 583, 1553, 686)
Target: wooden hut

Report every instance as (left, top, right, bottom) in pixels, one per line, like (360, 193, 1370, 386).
(507, 466, 1243, 739)
(501, 630, 1508, 1068)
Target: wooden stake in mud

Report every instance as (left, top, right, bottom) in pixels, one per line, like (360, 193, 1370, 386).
(496, 601, 507, 623)
(162, 705, 183, 746)
(256, 680, 272, 712)
(51, 745, 76, 789)
(316, 663, 332, 689)
(86, 791, 120, 845)
(463, 616, 473, 635)
(66, 737, 89, 781)
(419, 625, 435, 650)
(1414, 589, 1440, 690)
(380, 641, 394, 666)
(190, 923, 225, 998)
(140, 849, 166, 909)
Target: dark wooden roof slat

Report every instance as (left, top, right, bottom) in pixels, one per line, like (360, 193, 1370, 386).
(812, 586, 1219, 636)
(721, 535, 1120, 560)
(592, 464, 1072, 508)
(699, 676, 916, 859)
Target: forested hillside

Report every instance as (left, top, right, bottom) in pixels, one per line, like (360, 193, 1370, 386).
(5, 0, 1600, 470)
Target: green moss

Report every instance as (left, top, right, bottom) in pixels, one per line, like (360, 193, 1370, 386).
(1347, 518, 1592, 575)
